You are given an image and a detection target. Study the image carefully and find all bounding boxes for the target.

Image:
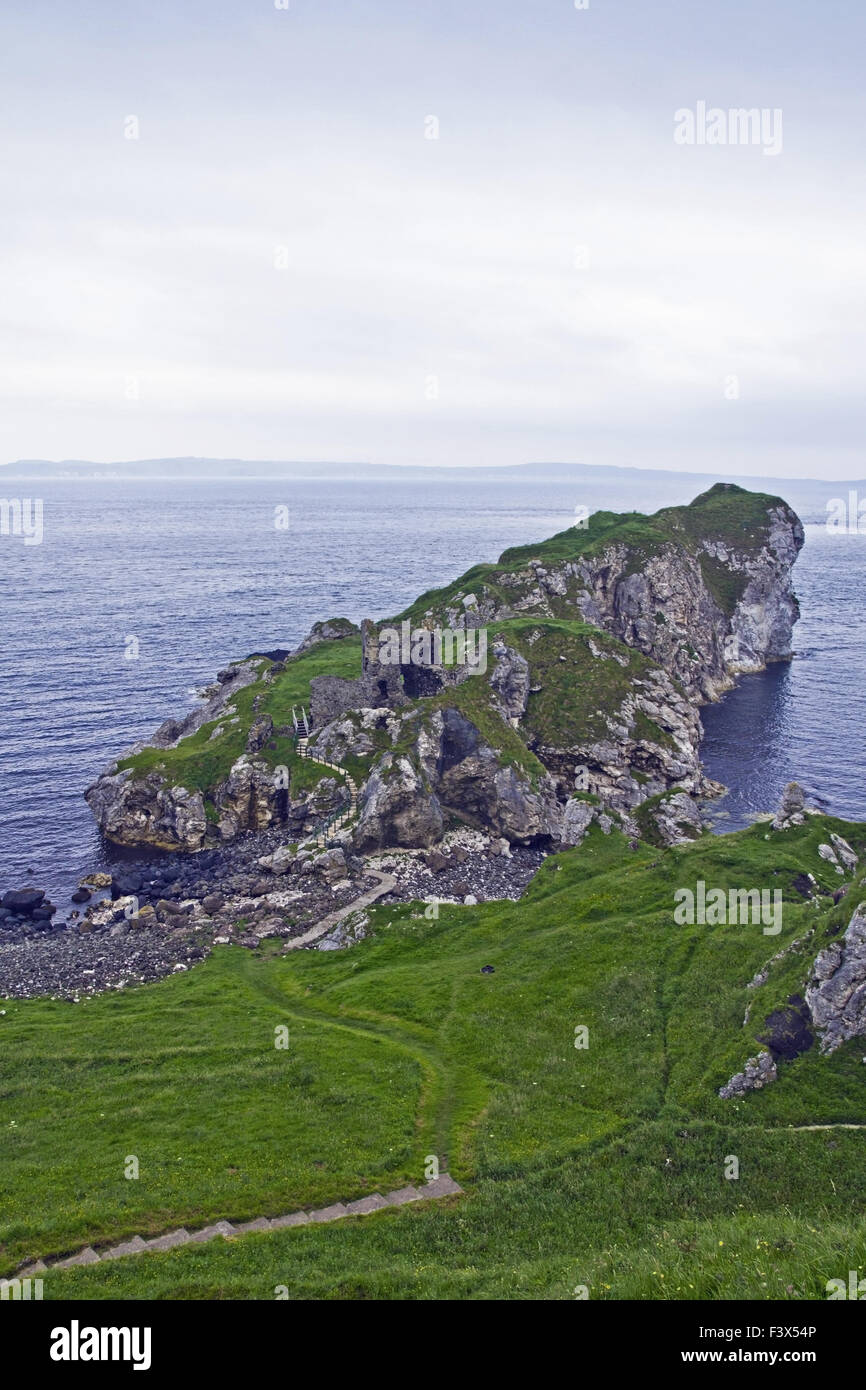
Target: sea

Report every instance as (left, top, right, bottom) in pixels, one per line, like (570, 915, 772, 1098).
(1, 474, 864, 909)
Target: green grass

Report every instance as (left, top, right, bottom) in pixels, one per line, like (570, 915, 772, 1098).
(116, 639, 363, 795)
(0, 957, 423, 1270)
(495, 618, 669, 749)
(4, 813, 866, 1299)
(391, 483, 793, 631)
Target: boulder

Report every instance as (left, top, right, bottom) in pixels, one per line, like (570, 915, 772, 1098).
(648, 791, 703, 847)
(772, 781, 806, 830)
(425, 848, 451, 873)
(156, 898, 184, 920)
(86, 895, 139, 929)
(1, 888, 46, 915)
(818, 843, 844, 874)
(830, 833, 858, 872)
(128, 905, 156, 927)
(257, 844, 296, 877)
(311, 849, 348, 883)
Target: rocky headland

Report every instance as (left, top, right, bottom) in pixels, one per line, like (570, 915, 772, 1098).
(82, 483, 805, 858)
(2, 482, 823, 1001)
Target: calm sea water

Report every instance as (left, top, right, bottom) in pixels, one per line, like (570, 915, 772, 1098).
(700, 525, 866, 831)
(1, 477, 863, 909)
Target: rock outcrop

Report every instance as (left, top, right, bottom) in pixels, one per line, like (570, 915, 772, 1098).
(425, 485, 804, 703)
(84, 770, 209, 851)
(352, 705, 567, 852)
(806, 902, 866, 1053)
(83, 484, 804, 855)
(773, 781, 806, 830)
(295, 617, 360, 654)
(488, 641, 531, 723)
(86, 749, 345, 851)
(718, 1049, 777, 1099)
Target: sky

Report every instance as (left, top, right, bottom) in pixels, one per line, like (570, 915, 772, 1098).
(1, 0, 864, 476)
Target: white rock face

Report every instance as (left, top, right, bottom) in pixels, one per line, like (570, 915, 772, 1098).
(806, 905, 866, 1053)
(84, 770, 208, 851)
(354, 753, 446, 852)
(560, 799, 596, 846)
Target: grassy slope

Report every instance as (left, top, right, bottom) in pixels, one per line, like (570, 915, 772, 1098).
(4, 814, 865, 1300)
(116, 638, 364, 795)
(396, 483, 788, 626)
(496, 617, 672, 749)
(111, 616, 661, 803)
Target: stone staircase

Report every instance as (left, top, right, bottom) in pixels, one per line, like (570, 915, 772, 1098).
(17, 1175, 464, 1275)
(295, 726, 360, 848)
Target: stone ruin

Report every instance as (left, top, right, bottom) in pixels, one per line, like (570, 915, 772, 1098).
(309, 618, 478, 728)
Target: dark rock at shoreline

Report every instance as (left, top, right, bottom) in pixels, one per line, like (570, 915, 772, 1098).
(2, 823, 546, 998)
(111, 872, 142, 898)
(1, 888, 46, 915)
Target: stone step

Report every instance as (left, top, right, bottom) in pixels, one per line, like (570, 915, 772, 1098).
(54, 1247, 100, 1268)
(24, 1167, 464, 1273)
(102, 1235, 148, 1260)
(145, 1228, 190, 1252)
(383, 1186, 423, 1206)
(421, 1175, 464, 1198)
(270, 1211, 310, 1229)
(309, 1203, 348, 1223)
(187, 1221, 236, 1245)
(345, 1193, 389, 1216)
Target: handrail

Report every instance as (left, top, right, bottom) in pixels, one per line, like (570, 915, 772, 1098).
(288, 713, 359, 846)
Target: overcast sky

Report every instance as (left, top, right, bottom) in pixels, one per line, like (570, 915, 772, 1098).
(1, 0, 864, 476)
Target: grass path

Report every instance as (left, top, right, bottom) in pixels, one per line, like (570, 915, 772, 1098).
(236, 953, 464, 1171)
